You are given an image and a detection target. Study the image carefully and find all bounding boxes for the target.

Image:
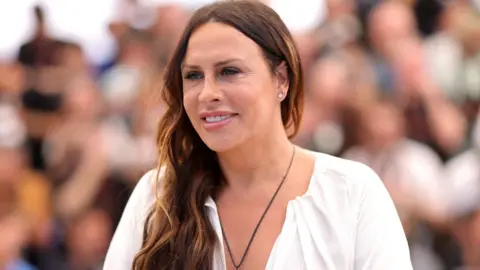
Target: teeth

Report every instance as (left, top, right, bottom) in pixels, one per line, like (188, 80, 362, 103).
(205, 115, 231, 123)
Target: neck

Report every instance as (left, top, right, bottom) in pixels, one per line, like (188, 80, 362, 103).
(217, 123, 294, 189)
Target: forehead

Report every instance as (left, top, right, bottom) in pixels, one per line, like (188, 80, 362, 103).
(184, 22, 264, 65)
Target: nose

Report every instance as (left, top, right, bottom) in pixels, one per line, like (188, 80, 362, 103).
(198, 75, 222, 103)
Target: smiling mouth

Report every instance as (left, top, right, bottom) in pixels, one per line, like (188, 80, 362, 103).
(203, 114, 235, 123)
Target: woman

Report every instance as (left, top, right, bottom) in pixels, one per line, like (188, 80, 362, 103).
(104, 1, 412, 270)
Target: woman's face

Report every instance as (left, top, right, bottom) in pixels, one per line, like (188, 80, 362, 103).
(182, 22, 286, 153)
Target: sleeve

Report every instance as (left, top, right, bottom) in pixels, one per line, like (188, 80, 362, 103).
(103, 170, 157, 270)
(352, 164, 413, 270)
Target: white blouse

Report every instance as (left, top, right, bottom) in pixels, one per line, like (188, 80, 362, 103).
(104, 152, 412, 270)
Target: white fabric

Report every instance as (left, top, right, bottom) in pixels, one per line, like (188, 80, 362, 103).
(444, 150, 480, 218)
(342, 140, 445, 270)
(104, 152, 412, 270)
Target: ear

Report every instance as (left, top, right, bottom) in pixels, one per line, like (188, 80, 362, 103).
(275, 61, 289, 97)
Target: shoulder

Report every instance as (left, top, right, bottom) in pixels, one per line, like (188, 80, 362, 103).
(137, 169, 159, 188)
(129, 169, 161, 212)
(292, 150, 411, 267)
(116, 169, 160, 231)
(310, 150, 380, 184)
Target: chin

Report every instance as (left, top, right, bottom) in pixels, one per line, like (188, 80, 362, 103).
(199, 134, 243, 154)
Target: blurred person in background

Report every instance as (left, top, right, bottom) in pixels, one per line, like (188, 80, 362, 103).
(17, 5, 68, 171)
(391, 38, 466, 159)
(64, 209, 112, 270)
(100, 28, 159, 183)
(55, 42, 91, 79)
(318, 0, 363, 56)
(39, 74, 130, 269)
(443, 114, 480, 269)
(296, 54, 350, 155)
(318, 0, 377, 100)
(0, 103, 51, 270)
(101, 29, 154, 110)
(425, 1, 480, 147)
(367, 0, 466, 160)
(342, 99, 447, 269)
(342, 99, 446, 232)
(17, 5, 59, 68)
(0, 211, 35, 270)
(43, 75, 108, 221)
(151, 4, 191, 65)
(366, 0, 417, 93)
(424, 1, 466, 102)
(0, 63, 25, 105)
(42, 75, 130, 225)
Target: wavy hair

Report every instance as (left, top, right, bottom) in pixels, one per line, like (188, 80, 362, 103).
(132, 1, 304, 269)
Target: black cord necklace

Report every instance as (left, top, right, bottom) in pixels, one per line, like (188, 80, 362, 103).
(219, 146, 296, 270)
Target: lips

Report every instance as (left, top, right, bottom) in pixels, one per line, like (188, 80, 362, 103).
(199, 111, 237, 131)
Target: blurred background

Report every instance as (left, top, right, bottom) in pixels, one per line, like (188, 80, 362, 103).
(1, 0, 480, 269)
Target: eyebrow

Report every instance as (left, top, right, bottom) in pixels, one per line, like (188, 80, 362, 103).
(181, 58, 243, 70)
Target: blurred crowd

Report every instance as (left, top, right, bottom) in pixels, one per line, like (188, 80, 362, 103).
(1, 0, 480, 269)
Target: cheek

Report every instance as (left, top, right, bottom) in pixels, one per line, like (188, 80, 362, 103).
(182, 92, 198, 121)
(232, 84, 275, 123)
(227, 83, 259, 113)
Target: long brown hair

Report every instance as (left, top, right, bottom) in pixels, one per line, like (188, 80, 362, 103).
(132, 1, 304, 269)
